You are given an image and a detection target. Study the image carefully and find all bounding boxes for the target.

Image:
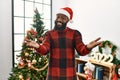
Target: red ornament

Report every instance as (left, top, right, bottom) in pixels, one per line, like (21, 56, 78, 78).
(26, 78, 30, 80)
(18, 61, 25, 68)
(21, 57, 24, 60)
(27, 28, 37, 38)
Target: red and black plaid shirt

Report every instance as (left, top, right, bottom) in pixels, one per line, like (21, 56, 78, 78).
(37, 27, 90, 80)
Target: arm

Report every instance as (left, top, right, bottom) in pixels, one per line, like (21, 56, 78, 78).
(86, 37, 102, 50)
(36, 32, 50, 55)
(74, 30, 90, 56)
(74, 30, 102, 56)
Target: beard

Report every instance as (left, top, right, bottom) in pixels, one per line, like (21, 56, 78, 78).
(54, 20, 67, 31)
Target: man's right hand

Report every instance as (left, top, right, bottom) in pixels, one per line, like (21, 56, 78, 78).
(24, 39, 40, 49)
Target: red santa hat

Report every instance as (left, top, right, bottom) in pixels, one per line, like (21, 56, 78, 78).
(57, 7, 73, 22)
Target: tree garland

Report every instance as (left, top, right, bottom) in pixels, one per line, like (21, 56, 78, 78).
(31, 62, 48, 72)
(98, 40, 120, 77)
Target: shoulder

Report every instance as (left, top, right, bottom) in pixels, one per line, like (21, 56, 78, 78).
(44, 29, 55, 34)
(44, 29, 57, 36)
(67, 27, 81, 35)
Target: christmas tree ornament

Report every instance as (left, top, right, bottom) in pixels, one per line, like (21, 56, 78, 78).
(28, 62, 32, 68)
(26, 59, 31, 63)
(32, 59, 37, 64)
(39, 58, 42, 62)
(19, 75, 23, 79)
(21, 57, 25, 60)
(25, 52, 29, 57)
(18, 61, 25, 68)
(26, 78, 30, 80)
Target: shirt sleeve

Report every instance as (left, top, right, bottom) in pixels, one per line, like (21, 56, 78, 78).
(36, 31, 50, 55)
(74, 30, 91, 56)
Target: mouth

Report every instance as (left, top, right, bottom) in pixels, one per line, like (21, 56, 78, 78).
(56, 22, 62, 26)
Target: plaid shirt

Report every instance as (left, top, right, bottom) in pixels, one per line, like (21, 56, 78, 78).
(37, 27, 90, 80)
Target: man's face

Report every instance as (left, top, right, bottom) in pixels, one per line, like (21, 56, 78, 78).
(55, 14, 69, 28)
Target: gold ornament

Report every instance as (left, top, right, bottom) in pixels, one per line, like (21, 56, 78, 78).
(25, 52, 29, 57)
(39, 58, 41, 62)
(19, 75, 23, 79)
(32, 59, 37, 64)
(28, 48, 35, 51)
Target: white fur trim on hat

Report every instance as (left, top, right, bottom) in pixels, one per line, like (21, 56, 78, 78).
(56, 9, 70, 20)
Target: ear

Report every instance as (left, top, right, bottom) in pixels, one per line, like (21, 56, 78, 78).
(66, 18, 70, 23)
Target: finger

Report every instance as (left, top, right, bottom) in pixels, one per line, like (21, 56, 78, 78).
(24, 40, 32, 45)
(97, 41, 103, 45)
(23, 41, 29, 44)
(26, 43, 32, 47)
(94, 37, 101, 42)
(94, 41, 103, 47)
(24, 39, 32, 42)
(98, 41, 104, 46)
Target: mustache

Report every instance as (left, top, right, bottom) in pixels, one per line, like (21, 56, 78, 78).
(55, 21, 63, 24)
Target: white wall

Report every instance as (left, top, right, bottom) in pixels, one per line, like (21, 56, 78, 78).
(0, 0, 12, 80)
(52, 0, 120, 59)
(0, 0, 120, 79)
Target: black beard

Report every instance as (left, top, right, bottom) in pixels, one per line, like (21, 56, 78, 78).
(54, 21, 67, 31)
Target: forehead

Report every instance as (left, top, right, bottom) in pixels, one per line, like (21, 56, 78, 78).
(56, 13, 68, 18)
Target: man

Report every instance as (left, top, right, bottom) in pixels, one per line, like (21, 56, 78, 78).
(25, 7, 102, 80)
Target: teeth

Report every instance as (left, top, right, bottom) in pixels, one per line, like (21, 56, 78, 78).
(57, 22, 62, 25)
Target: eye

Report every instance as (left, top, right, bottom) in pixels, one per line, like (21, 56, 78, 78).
(56, 16, 60, 19)
(61, 17, 65, 20)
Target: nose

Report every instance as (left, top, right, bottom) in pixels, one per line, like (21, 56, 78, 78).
(56, 17, 62, 22)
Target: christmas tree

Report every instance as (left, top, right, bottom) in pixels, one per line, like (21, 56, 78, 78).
(8, 8, 49, 80)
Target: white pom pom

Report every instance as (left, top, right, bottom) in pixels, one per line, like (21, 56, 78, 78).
(69, 20, 73, 23)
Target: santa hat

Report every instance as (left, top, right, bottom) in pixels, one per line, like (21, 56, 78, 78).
(57, 7, 73, 22)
